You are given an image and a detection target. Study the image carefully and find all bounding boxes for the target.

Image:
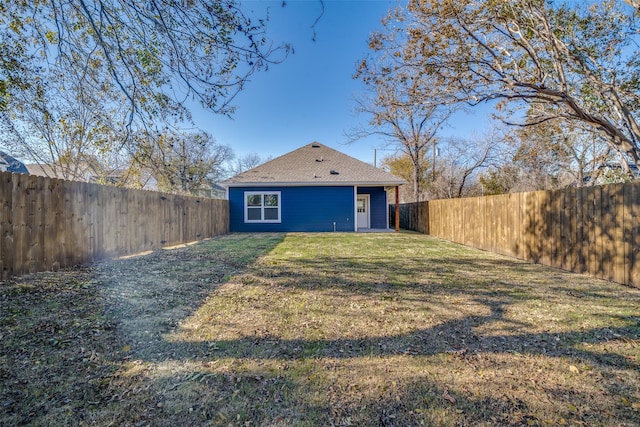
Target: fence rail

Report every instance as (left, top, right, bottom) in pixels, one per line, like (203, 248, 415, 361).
(1, 171, 229, 279)
(396, 183, 640, 287)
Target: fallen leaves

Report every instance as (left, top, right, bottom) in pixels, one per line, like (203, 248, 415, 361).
(2, 233, 640, 426)
(443, 389, 456, 404)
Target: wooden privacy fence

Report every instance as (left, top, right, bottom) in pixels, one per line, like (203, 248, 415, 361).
(0, 171, 229, 279)
(396, 183, 640, 287)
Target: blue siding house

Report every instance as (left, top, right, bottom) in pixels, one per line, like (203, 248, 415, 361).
(222, 142, 405, 232)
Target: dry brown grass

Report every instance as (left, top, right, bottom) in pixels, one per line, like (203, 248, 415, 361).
(1, 232, 639, 426)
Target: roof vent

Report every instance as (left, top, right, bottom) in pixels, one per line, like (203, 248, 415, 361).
(330, 170, 339, 175)
(311, 143, 321, 148)
(316, 157, 324, 162)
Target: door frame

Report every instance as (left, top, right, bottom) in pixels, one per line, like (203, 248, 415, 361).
(356, 193, 370, 229)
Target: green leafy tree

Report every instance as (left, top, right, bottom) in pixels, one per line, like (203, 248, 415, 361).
(1, 0, 289, 136)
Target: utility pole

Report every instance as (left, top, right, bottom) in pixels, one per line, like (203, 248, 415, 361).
(432, 142, 438, 183)
(374, 147, 397, 168)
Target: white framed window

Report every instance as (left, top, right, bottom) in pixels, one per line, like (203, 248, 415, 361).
(244, 191, 281, 223)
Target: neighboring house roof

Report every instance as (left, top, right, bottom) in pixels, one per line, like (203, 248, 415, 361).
(26, 163, 69, 179)
(26, 163, 159, 190)
(582, 162, 640, 185)
(222, 142, 405, 187)
(0, 151, 29, 174)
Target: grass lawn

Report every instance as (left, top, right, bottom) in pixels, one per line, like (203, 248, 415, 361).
(1, 232, 639, 426)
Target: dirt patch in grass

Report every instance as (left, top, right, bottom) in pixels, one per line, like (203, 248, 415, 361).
(2, 232, 639, 426)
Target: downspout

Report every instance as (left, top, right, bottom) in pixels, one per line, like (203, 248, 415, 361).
(385, 188, 390, 231)
(395, 185, 400, 232)
(354, 186, 358, 232)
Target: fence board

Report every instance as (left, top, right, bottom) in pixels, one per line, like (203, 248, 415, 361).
(398, 181, 640, 288)
(32, 176, 46, 273)
(630, 184, 640, 286)
(623, 183, 633, 285)
(505, 195, 512, 256)
(537, 191, 549, 266)
(88, 181, 99, 261)
(611, 184, 625, 284)
(564, 188, 575, 271)
(491, 195, 497, 252)
(550, 190, 560, 268)
(573, 187, 584, 273)
(560, 189, 569, 270)
(522, 191, 534, 261)
(456, 198, 463, 243)
(601, 185, 615, 281)
(433, 200, 439, 237)
(514, 192, 523, 259)
(510, 193, 520, 259)
(473, 197, 480, 248)
(584, 186, 596, 278)
(501, 195, 508, 256)
(472, 198, 480, 249)
(61, 181, 73, 268)
(51, 178, 64, 271)
(559, 189, 567, 269)
(73, 180, 86, 266)
(595, 186, 605, 280)
(14, 174, 29, 275)
(468, 197, 476, 247)
(102, 186, 115, 256)
(431, 201, 438, 237)
(0, 172, 12, 279)
(0, 171, 229, 278)
(24, 175, 34, 273)
(41, 177, 51, 271)
(496, 196, 503, 253)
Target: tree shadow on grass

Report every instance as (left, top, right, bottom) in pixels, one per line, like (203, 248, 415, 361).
(150, 297, 639, 370)
(124, 295, 638, 425)
(84, 340, 635, 426)
(0, 234, 286, 426)
(97, 238, 638, 402)
(100, 235, 639, 425)
(92, 363, 573, 426)
(6, 233, 638, 426)
(94, 233, 286, 359)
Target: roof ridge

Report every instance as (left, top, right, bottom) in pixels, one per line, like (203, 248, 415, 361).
(222, 142, 405, 186)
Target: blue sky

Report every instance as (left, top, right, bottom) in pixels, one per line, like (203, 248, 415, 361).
(192, 0, 494, 165)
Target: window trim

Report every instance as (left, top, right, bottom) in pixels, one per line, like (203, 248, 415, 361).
(244, 191, 281, 223)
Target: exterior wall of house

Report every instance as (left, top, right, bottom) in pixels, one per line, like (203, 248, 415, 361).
(357, 186, 388, 229)
(229, 186, 356, 232)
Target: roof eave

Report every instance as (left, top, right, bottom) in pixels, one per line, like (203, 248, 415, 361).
(221, 181, 406, 188)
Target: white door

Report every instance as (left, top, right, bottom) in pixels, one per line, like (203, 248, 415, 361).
(357, 194, 370, 229)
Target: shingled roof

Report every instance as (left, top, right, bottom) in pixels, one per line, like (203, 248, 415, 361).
(222, 142, 405, 187)
(0, 151, 29, 174)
